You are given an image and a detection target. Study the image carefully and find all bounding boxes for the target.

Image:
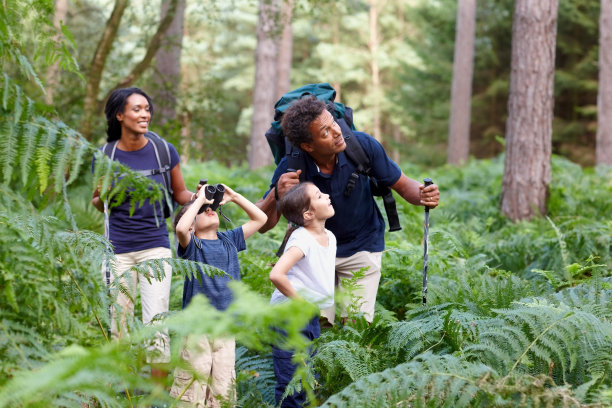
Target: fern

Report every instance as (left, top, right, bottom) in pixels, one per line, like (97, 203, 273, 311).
(235, 346, 276, 407)
(465, 300, 612, 386)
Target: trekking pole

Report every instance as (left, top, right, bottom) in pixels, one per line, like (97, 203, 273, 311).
(422, 178, 433, 306)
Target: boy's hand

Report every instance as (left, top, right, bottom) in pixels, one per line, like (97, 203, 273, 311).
(218, 185, 237, 206)
(195, 184, 214, 206)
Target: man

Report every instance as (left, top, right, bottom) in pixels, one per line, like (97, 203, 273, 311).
(257, 96, 439, 322)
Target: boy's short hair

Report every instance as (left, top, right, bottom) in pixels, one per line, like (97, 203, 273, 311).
(174, 199, 196, 232)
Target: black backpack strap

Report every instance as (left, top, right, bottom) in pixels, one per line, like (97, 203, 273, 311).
(342, 134, 402, 232)
(342, 131, 371, 197)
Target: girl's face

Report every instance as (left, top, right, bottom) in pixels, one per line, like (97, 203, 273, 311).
(306, 184, 334, 221)
(116, 93, 151, 136)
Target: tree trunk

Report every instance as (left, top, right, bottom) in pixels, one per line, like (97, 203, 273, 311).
(392, 124, 401, 163)
(45, 0, 68, 105)
(447, 0, 476, 166)
(369, 0, 381, 142)
(597, 0, 612, 166)
(501, 0, 558, 221)
(275, 0, 293, 100)
(151, 0, 186, 126)
(81, 0, 129, 141)
(80, 0, 179, 140)
(248, 0, 279, 170)
(179, 111, 191, 163)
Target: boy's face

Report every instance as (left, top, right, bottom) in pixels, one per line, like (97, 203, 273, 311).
(194, 206, 219, 232)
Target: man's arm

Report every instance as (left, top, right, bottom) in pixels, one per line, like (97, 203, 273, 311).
(391, 173, 439, 208)
(256, 169, 302, 233)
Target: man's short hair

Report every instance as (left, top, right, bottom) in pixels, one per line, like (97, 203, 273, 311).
(281, 96, 327, 148)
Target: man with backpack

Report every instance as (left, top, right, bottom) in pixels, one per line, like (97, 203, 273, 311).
(257, 92, 439, 323)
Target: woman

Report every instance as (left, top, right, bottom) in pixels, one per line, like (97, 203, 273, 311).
(92, 87, 193, 379)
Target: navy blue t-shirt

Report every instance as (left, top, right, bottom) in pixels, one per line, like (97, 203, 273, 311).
(179, 228, 246, 311)
(265, 132, 401, 258)
(92, 140, 180, 254)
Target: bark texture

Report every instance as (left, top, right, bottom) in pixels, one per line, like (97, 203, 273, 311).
(152, 0, 186, 125)
(275, 0, 293, 100)
(447, 0, 476, 166)
(249, 0, 279, 170)
(597, 0, 612, 166)
(501, 0, 558, 221)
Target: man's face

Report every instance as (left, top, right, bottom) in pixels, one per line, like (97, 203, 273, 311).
(302, 110, 346, 156)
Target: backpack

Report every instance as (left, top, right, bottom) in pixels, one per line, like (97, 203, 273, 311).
(102, 131, 175, 219)
(265, 83, 401, 232)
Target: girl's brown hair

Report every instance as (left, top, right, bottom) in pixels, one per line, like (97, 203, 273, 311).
(276, 182, 314, 256)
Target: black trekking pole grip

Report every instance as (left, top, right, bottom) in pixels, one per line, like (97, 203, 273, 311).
(422, 177, 433, 306)
(423, 178, 433, 212)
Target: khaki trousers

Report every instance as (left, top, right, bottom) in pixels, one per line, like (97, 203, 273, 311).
(170, 336, 236, 408)
(104, 246, 172, 363)
(321, 251, 382, 323)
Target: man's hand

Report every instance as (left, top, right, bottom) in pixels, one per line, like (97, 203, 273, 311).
(419, 183, 439, 208)
(276, 169, 301, 199)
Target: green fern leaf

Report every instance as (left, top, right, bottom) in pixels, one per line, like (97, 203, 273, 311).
(0, 121, 17, 184)
(19, 121, 39, 186)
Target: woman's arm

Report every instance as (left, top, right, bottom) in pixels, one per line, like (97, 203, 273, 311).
(269, 246, 304, 299)
(91, 188, 104, 213)
(170, 163, 194, 205)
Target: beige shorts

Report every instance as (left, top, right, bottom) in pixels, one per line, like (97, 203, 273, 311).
(320, 251, 382, 323)
(170, 335, 236, 408)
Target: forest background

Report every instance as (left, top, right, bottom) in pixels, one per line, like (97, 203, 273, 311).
(1, 0, 611, 407)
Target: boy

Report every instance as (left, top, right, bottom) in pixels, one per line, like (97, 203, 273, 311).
(169, 183, 267, 407)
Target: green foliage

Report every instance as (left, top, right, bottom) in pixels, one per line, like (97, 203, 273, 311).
(2, 2, 612, 405)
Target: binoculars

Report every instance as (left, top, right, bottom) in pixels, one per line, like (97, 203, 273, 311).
(198, 179, 225, 213)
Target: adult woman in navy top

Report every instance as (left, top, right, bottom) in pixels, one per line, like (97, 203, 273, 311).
(92, 87, 193, 379)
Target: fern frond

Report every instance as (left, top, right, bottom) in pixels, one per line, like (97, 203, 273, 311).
(235, 346, 276, 407)
(466, 300, 612, 386)
(320, 353, 493, 408)
(52, 136, 71, 194)
(34, 117, 57, 192)
(18, 121, 39, 185)
(0, 120, 18, 185)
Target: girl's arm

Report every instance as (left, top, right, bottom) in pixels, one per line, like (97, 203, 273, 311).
(269, 246, 304, 299)
(220, 186, 268, 239)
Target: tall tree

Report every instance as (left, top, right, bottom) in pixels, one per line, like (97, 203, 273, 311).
(249, 0, 279, 169)
(369, 0, 381, 142)
(275, 0, 294, 99)
(151, 0, 186, 126)
(501, 0, 559, 221)
(45, 0, 68, 105)
(80, 0, 179, 140)
(447, 0, 477, 165)
(597, 0, 612, 166)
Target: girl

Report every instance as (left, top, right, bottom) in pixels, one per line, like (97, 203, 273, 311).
(269, 182, 337, 407)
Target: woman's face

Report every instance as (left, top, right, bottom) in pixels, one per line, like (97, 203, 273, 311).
(116, 93, 151, 136)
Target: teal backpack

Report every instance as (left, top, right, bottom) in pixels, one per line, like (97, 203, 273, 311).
(265, 83, 401, 232)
